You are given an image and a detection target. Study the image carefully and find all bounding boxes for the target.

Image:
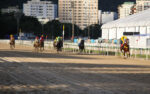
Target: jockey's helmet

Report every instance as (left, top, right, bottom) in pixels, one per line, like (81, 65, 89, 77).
(36, 36, 39, 39)
(10, 34, 13, 37)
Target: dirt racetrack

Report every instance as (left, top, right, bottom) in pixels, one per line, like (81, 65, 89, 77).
(0, 43, 150, 94)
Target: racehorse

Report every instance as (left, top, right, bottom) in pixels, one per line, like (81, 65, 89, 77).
(33, 41, 40, 52)
(10, 39, 15, 49)
(120, 39, 130, 58)
(39, 41, 44, 51)
(79, 40, 85, 53)
(56, 40, 63, 53)
(53, 40, 57, 49)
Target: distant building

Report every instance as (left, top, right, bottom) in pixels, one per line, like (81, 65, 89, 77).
(23, 0, 57, 23)
(135, 0, 150, 13)
(98, 10, 118, 24)
(118, 2, 135, 19)
(59, 0, 98, 30)
(1, 6, 21, 14)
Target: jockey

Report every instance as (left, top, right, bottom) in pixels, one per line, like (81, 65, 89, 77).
(9, 34, 15, 48)
(34, 36, 39, 43)
(120, 36, 127, 48)
(40, 35, 44, 42)
(10, 34, 15, 41)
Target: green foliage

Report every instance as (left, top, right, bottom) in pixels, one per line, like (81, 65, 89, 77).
(44, 20, 62, 39)
(83, 24, 102, 39)
(0, 12, 102, 39)
(20, 15, 41, 35)
(0, 13, 17, 38)
(43, 21, 82, 39)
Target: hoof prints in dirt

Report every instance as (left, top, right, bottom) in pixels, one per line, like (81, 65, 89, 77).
(0, 89, 71, 94)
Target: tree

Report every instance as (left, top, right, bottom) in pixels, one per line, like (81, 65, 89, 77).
(83, 24, 102, 39)
(0, 13, 17, 38)
(44, 20, 62, 39)
(20, 15, 42, 35)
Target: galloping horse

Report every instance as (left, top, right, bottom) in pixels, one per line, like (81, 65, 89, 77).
(79, 40, 85, 53)
(53, 40, 57, 49)
(56, 40, 63, 52)
(9, 36, 15, 49)
(120, 38, 130, 58)
(39, 41, 44, 51)
(34, 40, 40, 52)
(123, 39, 130, 58)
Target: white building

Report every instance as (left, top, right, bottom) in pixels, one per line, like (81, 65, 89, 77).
(23, 0, 57, 22)
(59, 0, 98, 30)
(135, 0, 150, 13)
(118, 2, 135, 19)
(102, 9, 150, 48)
(98, 10, 118, 24)
(1, 6, 21, 14)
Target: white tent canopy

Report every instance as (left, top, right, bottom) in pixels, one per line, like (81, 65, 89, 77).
(102, 9, 150, 28)
(101, 9, 150, 48)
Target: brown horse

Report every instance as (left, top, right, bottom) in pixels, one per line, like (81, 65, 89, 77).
(39, 41, 44, 51)
(34, 41, 40, 52)
(10, 39, 15, 49)
(53, 40, 57, 49)
(120, 39, 130, 58)
(123, 43, 130, 58)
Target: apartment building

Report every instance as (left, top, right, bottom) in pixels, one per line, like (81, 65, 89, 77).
(1, 6, 21, 14)
(59, 0, 98, 30)
(98, 10, 118, 24)
(135, 0, 150, 13)
(23, 0, 57, 23)
(118, 2, 135, 19)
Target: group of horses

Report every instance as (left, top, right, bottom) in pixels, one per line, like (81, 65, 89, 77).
(9, 37, 130, 58)
(33, 41, 44, 52)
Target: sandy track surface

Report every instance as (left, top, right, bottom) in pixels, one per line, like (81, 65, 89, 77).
(0, 43, 150, 94)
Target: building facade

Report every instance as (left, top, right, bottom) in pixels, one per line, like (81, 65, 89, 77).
(98, 10, 118, 24)
(23, 0, 57, 23)
(118, 2, 135, 19)
(59, 0, 98, 30)
(1, 6, 21, 14)
(135, 0, 150, 13)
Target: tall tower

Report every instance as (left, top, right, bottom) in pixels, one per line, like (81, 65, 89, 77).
(23, 0, 57, 21)
(59, 0, 98, 30)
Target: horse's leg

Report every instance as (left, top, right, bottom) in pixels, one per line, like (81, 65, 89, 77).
(13, 43, 15, 48)
(127, 51, 130, 58)
(124, 51, 125, 57)
(10, 44, 12, 50)
(57, 48, 59, 53)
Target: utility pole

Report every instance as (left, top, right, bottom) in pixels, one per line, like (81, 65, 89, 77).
(71, 1, 74, 41)
(88, 11, 90, 39)
(14, 12, 22, 36)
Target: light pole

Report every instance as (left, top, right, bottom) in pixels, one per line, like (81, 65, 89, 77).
(88, 14, 90, 39)
(41, 21, 45, 35)
(84, 1, 90, 39)
(71, 1, 75, 41)
(14, 12, 22, 36)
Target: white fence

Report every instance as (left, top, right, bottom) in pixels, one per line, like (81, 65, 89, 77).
(0, 39, 150, 60)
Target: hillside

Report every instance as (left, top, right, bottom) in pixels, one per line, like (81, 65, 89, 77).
(0, 0, 135, 12)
